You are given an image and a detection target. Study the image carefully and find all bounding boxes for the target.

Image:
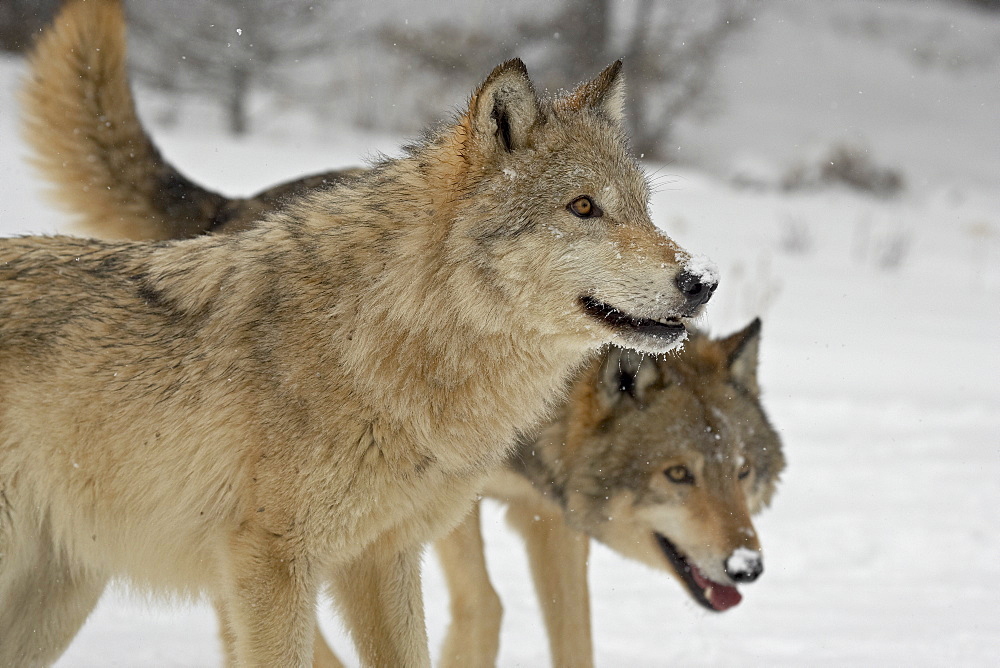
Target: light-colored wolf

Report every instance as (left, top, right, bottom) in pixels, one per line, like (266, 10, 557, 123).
(3, 1, 719, 666)
(20, 3, 783, 667)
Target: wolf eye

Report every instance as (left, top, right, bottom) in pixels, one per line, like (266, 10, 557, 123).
(665, 465, 694, 484)
(738, 463, 752, 480)
(568, 196, 602, 218)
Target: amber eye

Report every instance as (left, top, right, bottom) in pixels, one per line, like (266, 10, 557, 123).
(568, 196, 602, 218)
(738, 462, 752, 480)
(665, 465, 694, 484)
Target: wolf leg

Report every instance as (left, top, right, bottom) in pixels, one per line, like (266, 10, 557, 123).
(221, 536, 319, 667)
(506, 498, 594, 668)
(217, 592, 344, 668)
(211, 596, 240, 667)
(436, 502, 503, 668)
(0, 524, 106, 667)
(329, 541, 430, 668)
(310, 625, 346, 668)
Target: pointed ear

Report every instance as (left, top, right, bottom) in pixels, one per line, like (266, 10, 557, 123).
(719, 318, 762, 396)
(598, 346, 661, 408)
(561, 60, 626, 126)
(468, 59, 540, 153)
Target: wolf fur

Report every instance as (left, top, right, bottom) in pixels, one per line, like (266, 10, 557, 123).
(4, 1, 717, 667)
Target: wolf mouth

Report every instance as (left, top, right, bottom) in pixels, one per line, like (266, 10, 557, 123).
(579, 296, 686, 342)
(654, 533, 742, 612)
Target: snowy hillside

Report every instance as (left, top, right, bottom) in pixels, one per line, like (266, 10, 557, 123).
(1, 1, 998, 665)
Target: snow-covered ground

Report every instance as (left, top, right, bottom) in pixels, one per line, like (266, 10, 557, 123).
(2, 0, 998, 665)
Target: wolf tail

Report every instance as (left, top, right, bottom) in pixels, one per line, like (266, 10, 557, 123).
(23, 0, 361, 240)
(21, 0, 231, 240)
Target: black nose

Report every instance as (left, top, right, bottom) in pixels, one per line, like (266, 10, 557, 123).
(675, 270, 717, 308)
(725, 552, 763, 584)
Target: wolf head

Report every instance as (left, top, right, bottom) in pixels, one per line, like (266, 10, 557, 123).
(422, 59, 717, 355)
(544, 319, 784, 611)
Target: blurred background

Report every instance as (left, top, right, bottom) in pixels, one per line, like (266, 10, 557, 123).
(5, 0, 764, 155)
(5, 0, 999, 193)
(1, 1, 999, 666)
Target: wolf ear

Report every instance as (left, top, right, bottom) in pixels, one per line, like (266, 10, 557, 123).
(469, 59, 540, 153)
(562, 60, 626, 126)
(719, 318, 762, 396)
(598, 346, 661, 408)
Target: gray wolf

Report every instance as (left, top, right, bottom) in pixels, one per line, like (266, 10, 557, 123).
(4, 1, 717, 666)
(434, 321, 783, 667)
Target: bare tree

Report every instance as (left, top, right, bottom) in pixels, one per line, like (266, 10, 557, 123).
(618, 0, 747, 159)
(126, 0, 342, 136)
(0, 0, 58, 53)
(378, 0, 746, 160)
(964, 0, 1000, 9)
(72, 0, 744, 152)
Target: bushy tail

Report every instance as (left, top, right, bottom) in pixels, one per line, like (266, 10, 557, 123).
(22, 0, 363, 240)
(21, 0, 229, 240)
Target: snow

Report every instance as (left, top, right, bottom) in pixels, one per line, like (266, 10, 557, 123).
(725, 547, 762, 576)
(680, 253, 721, 285)
(1, 1, 998, 665)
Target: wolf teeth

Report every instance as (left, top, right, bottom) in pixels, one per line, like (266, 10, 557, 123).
(705, 586, 714, 601)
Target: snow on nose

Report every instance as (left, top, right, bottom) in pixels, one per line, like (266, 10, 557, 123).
(725, 547, 764, 583)
(676, 252, 720, 288)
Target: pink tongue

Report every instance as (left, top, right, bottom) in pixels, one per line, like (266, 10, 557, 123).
(690, 565, 742, 611)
